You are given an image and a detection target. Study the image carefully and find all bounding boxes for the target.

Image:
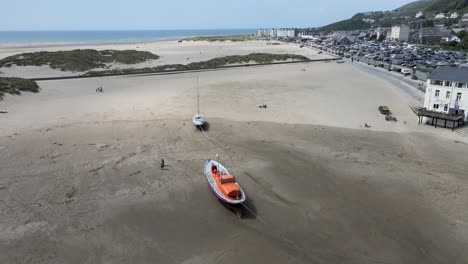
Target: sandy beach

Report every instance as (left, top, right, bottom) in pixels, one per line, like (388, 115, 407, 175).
(1, 41, 468, 263)
(0, 40, 329, 78)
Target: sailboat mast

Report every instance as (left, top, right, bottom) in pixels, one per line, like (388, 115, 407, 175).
(197, 76, 200, 114)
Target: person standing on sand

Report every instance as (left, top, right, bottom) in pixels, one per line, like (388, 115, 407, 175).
(160, 157, 165, 169)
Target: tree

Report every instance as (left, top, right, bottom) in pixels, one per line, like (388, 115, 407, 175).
(378, 34, 386, 42)
(422, 20, 435, 27)
(457, 30, 467, 40)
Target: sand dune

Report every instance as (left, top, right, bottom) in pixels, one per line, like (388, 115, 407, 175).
(0, 40, 330, 78)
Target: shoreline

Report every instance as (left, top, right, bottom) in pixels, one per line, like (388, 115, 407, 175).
(0, 34, 256, 50)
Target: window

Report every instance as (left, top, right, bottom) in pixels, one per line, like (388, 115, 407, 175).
(457, 83, 465, 88)
(444, 104, 448, 111)
(431, 80, 443, 86)
(433, 104, 439, 109)
(435, 90, 440, 97)
(446, 91, 451, 99)
(457, 93, 462, 100)
(444, 81, 451, 87)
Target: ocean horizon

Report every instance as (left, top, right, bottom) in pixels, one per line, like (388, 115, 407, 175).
(0, 29, 256, 45)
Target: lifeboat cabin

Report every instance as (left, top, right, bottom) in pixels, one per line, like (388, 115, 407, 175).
(212, 164, 241, 199)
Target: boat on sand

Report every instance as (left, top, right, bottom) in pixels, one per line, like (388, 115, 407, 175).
(192, 77, 205, 127)
(204, 159, 246, 217)
(192, 114, 205, 126)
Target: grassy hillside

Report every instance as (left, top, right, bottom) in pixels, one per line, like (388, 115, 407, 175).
(426, 0, 468, 13)
(0, 49, 159, 72)
(320, 0, 467, 31)
(393, 0, 438, 16)
(321, 14, 373, 31)
(0, 77, 39, 100)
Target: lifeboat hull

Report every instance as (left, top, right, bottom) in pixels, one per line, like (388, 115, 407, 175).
(204, 159, 246, 207)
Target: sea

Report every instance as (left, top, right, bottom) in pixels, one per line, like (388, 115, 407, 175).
(0, 29, 256, 45)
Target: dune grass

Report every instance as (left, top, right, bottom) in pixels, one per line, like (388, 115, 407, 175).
(0, 49, 160, 72)
(0, 77, 40, 100)
(85, 53, 309, 76)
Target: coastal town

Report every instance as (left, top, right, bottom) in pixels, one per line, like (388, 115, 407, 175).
(255, 9, 468, 128)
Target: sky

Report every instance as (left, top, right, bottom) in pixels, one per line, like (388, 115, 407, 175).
(1, 0, 417, 31)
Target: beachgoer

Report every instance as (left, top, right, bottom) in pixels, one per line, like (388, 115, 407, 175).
(160, 157, 165, 169)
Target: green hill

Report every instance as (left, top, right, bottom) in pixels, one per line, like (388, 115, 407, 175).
(393, 0, 437, 16)
(426, 0, 468, 13)
(320, 0, 467, 31)
(321, 14, 373, 31)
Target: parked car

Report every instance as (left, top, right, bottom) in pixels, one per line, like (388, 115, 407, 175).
(401, 69, 411, 76)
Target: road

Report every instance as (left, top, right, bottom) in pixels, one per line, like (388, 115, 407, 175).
(347, 58, 425, 104)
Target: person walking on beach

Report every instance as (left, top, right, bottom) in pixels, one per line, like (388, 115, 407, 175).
(160, 157, 165, 169)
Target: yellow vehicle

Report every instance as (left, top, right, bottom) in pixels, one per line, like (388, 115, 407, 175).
(378, 105, 391, 115)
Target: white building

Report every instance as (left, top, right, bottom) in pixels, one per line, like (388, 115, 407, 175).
(460, 14, 468, 27)
(389, 24, 410, 42)
(270, 29, 277, 38)
(435, 13, 446, 19)
(423, 67, 468, 124)
(451, 12, 459, 19)
(256, 29, 269, 37)
(276, 28, 296, 38)
(287, 29, 296, 38)
(362, 18, 375, 23)
(276, 29, 287, 38)
(415, 11, 424, 18)
(443, 36, 461, 42)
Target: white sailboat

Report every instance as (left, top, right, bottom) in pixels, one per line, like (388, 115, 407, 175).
(192, 77, 205, 127)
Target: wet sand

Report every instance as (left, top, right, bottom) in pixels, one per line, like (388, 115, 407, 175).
(1, 119, 467, 263)
(1, 57, 468, 263)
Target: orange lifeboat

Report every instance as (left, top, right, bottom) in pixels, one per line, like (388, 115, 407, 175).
(204, 159, 246, 205)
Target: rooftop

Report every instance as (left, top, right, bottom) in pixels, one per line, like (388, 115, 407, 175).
(420, 28, 452, 37)
(429, 67, 468, 83)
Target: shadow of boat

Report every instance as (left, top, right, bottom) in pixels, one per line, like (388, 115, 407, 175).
(196, 121, 210, 132)
(217, 196, 257, 220)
